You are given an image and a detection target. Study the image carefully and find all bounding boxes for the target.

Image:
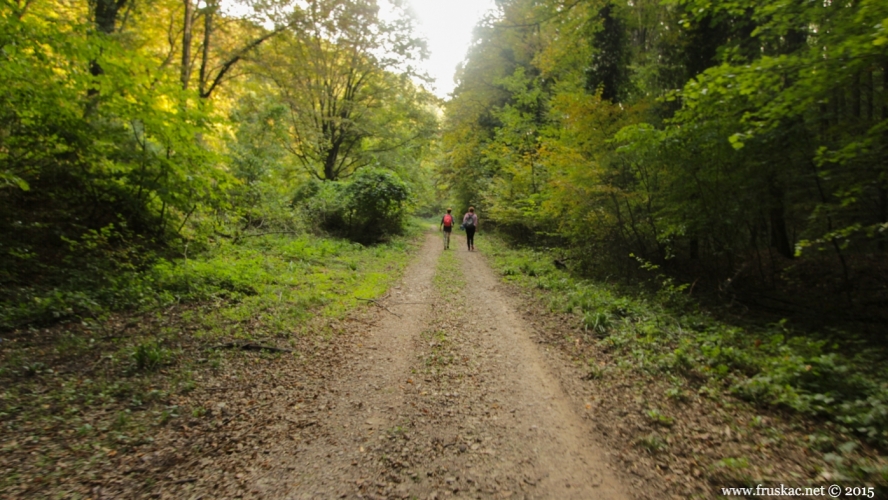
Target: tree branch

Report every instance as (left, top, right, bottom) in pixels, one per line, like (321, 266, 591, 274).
(200, 28, 284, 99)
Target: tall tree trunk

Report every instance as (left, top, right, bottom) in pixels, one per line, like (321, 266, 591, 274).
(769, 181, 793, 259)
(199, 1, 217, 96)
(87, 0, 127, 106)
(624, 199, 648, 256)
(181, 0, 194, 89)
(881, 62, 888, 251)
(609, 193, 632, 254)
(89, 0, 128, 77)
(324, 138, 342, 181)
(810, 160, 852, 288)
(867, 68, 874, 122)
(852, 71, 861, 121)
(832, 88, 841, 128)
(884, 59, 887, 124)
(880, 188, 887, 252)
(838, 86, 846, 125)
(195, 1, 281, 99)
(91, 0, 126, 35)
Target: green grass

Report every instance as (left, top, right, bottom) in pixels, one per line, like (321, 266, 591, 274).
(149, 232, 416, 340)
(433, 244, 466, 300)
(1, 217, 430, 332)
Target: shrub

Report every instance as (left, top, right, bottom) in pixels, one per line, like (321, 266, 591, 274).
(296, 179, 350, 235)
(342, 168, 410, 243)
(130, 341, 173, 372)
(294, 169, 410, 244)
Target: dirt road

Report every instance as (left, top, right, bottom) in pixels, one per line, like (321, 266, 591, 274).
(238, 231, 632, 499)
(3, 228, 850, 500)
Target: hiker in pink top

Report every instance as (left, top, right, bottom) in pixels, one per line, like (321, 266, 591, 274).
(462, 207, 478, 251)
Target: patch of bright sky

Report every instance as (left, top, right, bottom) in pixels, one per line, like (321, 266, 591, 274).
(222, 0, 495, 100)
(405, 0, 496, 100)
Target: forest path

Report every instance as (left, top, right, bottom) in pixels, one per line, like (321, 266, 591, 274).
(251, 229, 630, 499)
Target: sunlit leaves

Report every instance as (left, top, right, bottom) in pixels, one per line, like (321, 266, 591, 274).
(255, 0, 432, 181)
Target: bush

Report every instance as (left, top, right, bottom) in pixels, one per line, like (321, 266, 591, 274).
(294, 168, 410, 244)
(296, 179, 349, 235)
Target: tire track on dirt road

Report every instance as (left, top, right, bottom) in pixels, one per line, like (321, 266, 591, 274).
(245, 232, 442, 499)
(449, 242, 629, 499)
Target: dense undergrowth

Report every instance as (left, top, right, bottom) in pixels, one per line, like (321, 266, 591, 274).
(1, 220, 418, 332)
(485, 236, 888, 483)
(1, 224, 423, 370)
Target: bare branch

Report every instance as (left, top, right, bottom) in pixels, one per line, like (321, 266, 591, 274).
(200, 28, 284, 99)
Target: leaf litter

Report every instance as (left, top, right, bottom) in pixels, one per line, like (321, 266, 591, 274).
(6, 230, 873, 499)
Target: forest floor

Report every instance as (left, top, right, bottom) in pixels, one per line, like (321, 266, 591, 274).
(2, 228, 882, 499)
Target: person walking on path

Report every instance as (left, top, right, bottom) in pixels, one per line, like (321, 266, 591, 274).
(462, 207, 478, 251)
(440, 208, 455, 250)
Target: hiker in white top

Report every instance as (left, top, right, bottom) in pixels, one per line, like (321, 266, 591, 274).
(462, 207, 478, 251)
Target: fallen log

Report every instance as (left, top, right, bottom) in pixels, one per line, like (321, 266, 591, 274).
(206, 341, 292, 353)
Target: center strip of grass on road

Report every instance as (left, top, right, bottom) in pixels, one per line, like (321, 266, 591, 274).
(433, 246, 467, 300)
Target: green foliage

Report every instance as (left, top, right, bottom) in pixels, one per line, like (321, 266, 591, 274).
(665, 385, 690, 402)
(258, 0, 433, 182)
(636, 432, 668, 454)
(0, 1, 229, 330)
(442, 0, 888, 311)
(645, 408, 675, 427)
(130, 341, 173, 372)
(1, 225, 415, 333)
(157, 231, 415, 324)
(583, 311, 611, 335)
(0, 0, 437, 336)
(342, 168, 411, 241)
(710, 456, 752, 485)
(487, 237, 888, 449)
(585, 3, 633, 102)
(584, 360, 605, 380)
(0, 223, 160, 329)
(295, 178, 348, 233)
(226, 93, 295, 232)
(293, 169, 410, 244)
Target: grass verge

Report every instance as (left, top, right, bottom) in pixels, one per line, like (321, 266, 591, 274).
(0, 228, 422, 497)
(484, 235, 888, 489)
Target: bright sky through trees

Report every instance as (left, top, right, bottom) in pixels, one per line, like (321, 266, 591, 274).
(407, 0, 495, 99)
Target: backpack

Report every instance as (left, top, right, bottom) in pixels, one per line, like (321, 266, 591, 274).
(464, 214, 475, 228)
(443, 214, 453, 227)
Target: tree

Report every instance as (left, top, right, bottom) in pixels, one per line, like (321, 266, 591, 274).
(442, 0, 888, 295)
(257, 0, 428, 181)
(0, 0, 225, 285)
(585, 2, 631, 102)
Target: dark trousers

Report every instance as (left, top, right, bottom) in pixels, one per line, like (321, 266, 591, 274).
(465, 226, 476, 248)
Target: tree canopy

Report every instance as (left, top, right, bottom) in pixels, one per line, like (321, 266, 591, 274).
(0, 0, 437, 323)
(441, 0, 888, 302)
